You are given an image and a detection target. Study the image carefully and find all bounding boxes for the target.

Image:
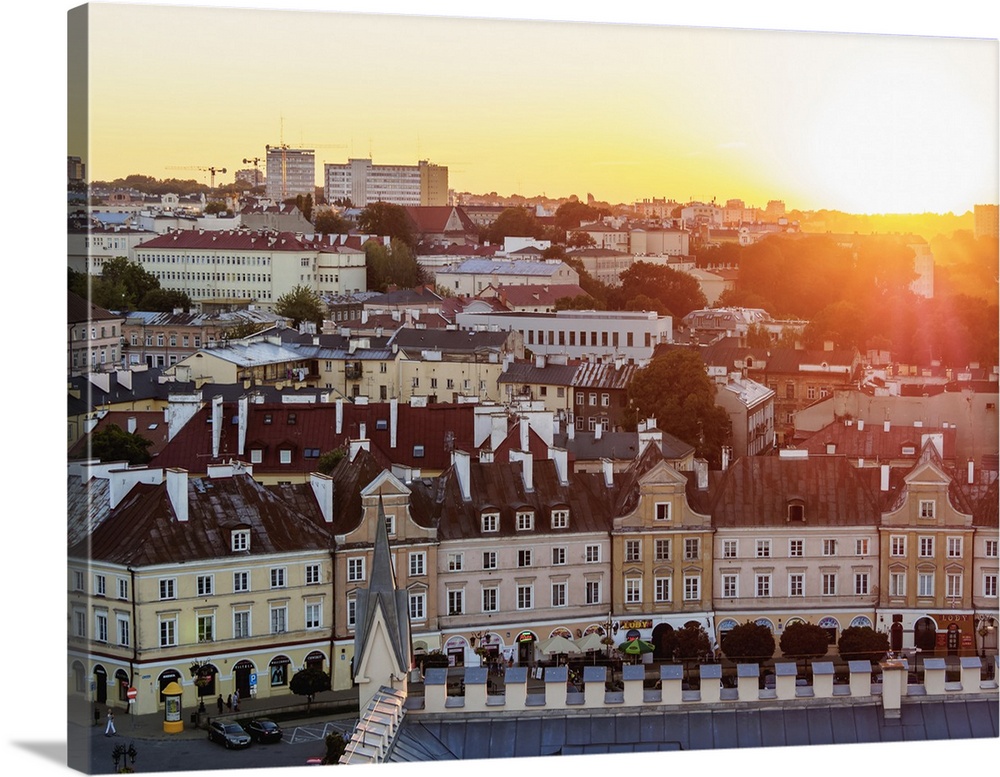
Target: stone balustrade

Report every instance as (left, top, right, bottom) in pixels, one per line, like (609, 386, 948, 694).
(416, 655, 998, 717)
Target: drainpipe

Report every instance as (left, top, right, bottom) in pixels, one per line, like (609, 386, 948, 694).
(129, 566, 138, 710)
(329, 548, 337, 687)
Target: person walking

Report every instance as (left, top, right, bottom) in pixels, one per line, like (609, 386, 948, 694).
(216, 694, 224, 715)
(233, 688, 240, 712)
(104, 708, 116, 737)
(226, 694, 232, 711)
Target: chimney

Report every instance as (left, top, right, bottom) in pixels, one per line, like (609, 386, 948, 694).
(968, 458, 975, 485)
(349, 438, 370, 461)
(535, 354, 546, 369)
(390, 398, 398, 449)
(884, 420, 891, 432)
(520, 417, 530, 452)
(880, 464, 890, 492)
(567, 422, 575, 441)
(359, 422, 366, 439)
(336, 398, 343, 434)
(548, 446, 569, 486)
(491, 413, 507, 451)
(510, 450, 534, 492)
(858, 419, 864, 431)
(602, 457, 614, 488)
(127, 417, 137, 434)
(722, 445, 732, 471)
(166, 468, 189, 522)
(694, 458, 708, 490)
(595, 423, 603, 441)
(238, 394, 248, 456)
(452, 450, 471, 501)
(212, 395, 223, 459)
(310, 473, 335, 523)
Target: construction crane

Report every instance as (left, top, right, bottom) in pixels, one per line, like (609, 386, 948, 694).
(165, 165, 228, 189)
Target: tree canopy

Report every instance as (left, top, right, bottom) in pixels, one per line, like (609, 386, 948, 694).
(608, 261, 707, 319)
(837, 626, 890, 664)
(86, 424, 154, 465)
(365, 239, 426, 293)
(779, 622, 831, 662)
(553, 200, 607, 231)
(313, 209, 354, 235)
(71, 256, 179, 312)
(275, 285, 325, 329)
(481, 207, 545, 245)
(720, 621, 776, 663)
(357, 202, 415, 248)
(625, 349, 731, 467)
(289, 667, 331, 708)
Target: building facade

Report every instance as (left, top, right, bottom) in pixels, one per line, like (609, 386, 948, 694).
(265, 146, 315, 201)
(324, 159, 448, 207)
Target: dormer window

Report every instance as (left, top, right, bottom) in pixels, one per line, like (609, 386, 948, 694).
(263, 414, 272, 425)
(655, 503, 671, 521)
(516, 511, 534, 531)
(919, 500, 935, 520)
(550, 509, 569, 529)
(902, 444, 916, 456)
(481, 512, 499, 533)
(787, 500, 805, 522)
(232, 529, 250, 552)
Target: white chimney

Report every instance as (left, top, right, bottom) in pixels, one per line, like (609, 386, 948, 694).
(510, 450, 533, 492)
(968, 458, 975, 485)
(567, 422, 575, 441)
(858, 419, 865, 431)
(336, 398, 343, 434)
(535, 354, 546, 369)
(238, 394, 248, 456)
(108, 466, 163, 509)
(722, 445, 732, 471)
(694, 458, 708, 490)
(166, 468, 189, 522)
(390, 398, 398, 449)
(211, 395, 223, 459)
(602, 458, 614, 488)
(452, 450, 471, 501)
(491, 413, 508, 451)
(548, 446, 569, 486)
(595, 423, 603, 440)
(880, 464, 890, 492)
(884, 420, 891, 432)
(349, 438, 370, 461)
(520, 417, 530, 452)
(127, 417, 137, 434)
(360, 422, 366, 439)
(310, 473, 335, 523)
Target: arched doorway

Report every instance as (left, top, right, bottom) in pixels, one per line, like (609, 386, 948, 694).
(652, 623, 676, 660)
(114, 669, 130, 704)
(233, 660, 255, 699)
(890, 621, 904, 652)
(94, 665, 107, 705)
(818, 617, 840, 645)
(516, 630, 537, 665)
(444, 636, 468, 667)
(157, 669, 181, 705)
(305, 651, 326, 672)
(914, 617, 937, 653)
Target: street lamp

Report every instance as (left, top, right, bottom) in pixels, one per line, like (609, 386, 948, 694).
(977, 615, 996, 659)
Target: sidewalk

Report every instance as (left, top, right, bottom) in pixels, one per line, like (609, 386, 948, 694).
(68, 688, 360, 742)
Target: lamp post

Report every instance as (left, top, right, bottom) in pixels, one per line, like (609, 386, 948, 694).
(977, 615, 995, 660)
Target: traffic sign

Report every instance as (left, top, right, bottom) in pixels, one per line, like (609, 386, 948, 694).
(249, 673, 257, 686)
(126, 687, 138, 700)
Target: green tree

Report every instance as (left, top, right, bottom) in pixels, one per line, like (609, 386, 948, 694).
(313, 209, 354, 234)
(357, 202, 415, 248)
(322, 732, 347, 765)
(720, 621, 776, 664)
(482, 207, 544, 245)
(289, 667, 331, 711)
(610, 261, 707, 318)
(294, 193, 314, 222)
(275, 285, 325, 329)
(98, 256, 161, 311)
(745, 322, 773, 348)
(625, 349, 731, 467)
(204, 200, 228, 215)
(779, 622, 831, 672)
(220, 321, 268, 340)
(137, 288, 193, 312)
(553, 200, 606, 231)
(675, 622, 712, 683)
(554, 293, 601, 311)
(86, 424, 154, 465)
(317, 448, 346, 475)
(567, 231, 597, 248)
(837, 626, 890, 664)
(365, 239, 425, 292)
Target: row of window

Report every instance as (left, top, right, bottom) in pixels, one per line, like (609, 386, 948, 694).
(524, 329, 650, 349)
(711, 536, 983, 561)
(623, 576, 702, 603)
(141, 254, 272, 266)
(717, 571, 872, 599)
(80, 563, 323, 600)
(77, 325, 118, 340)
(411, 377, 488, 391)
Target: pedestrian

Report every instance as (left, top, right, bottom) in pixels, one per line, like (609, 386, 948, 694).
(216, 694, 224, 714)
(233, 688, 240, 712)
(104, 708, 116, 737)
(226, 694, 232, 711)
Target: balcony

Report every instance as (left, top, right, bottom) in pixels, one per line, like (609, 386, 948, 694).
(345, 364, 363, 381)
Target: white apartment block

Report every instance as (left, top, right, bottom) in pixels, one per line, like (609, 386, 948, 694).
(324, 159, 448, 207)
(266, 147, 315, 200)
(456, 309, 673, 365)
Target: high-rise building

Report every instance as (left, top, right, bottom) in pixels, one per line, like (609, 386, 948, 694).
(265, 146, 315, 201)
(68, 155, 86, 183)
(974, 203, 999, 240)
(324, 158, 448, 207)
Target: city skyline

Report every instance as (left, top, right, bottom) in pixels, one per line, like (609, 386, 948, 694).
(74, 4, 998, 216)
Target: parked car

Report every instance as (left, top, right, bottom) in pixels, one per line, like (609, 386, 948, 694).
(246, 718, 283, 744)
(208, 720, 251, 749)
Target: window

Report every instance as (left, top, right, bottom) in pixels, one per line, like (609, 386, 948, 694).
(482, 586, 499, 612)
(413, 445, 425, 458)
(232, 530, 250, 552)
(918, 572, 934, 597)
(655, 503, 671, 521)
(788, 539, 803, 557)
(448, 589, 465, 616)
(384, 512, 395, 537)
(722, 574, 738, 598)
(655, 539, 671, 561)
(947, 537, 963, 558)
(551, 582, 567, 607)
(890, 571, 906, 597)
(586, 544, 601, 563)
(95, 574, 107, 597)
(723, 540, 738, 559)
(683, 575, 701, 601)
(197, 614, 214, 642)
(625, 577, 642, 604)
(517, 584, 533, 610)
(984, 573, 998, 598)
(947, 573, 962, 598)
(625, 540, 641, 562)
(855, 572, 870, 595)
(347, 558, 365, 582)
(481, 512, 499, 533)
(822, 573, 838, 596)
(789, 573, 804, 597)
(586, 580, 601, 605)
(233, 571, 249, 592)
(891, 536, 906, 557)
(447, 552, 464, 572)
(346, 597, 357, 630)
(197, 575, 213, 596)
(114, 578, 128, 600)
(409, 553, 425, 577)
(234, 610, 251, 638)
(270, 567, 286, 588)
(601, 393, 610, 407)
(919, 537, 934, 558)
(856, 539, 869, 556)
(305, 563, 321, 585)
(552, 547, 566, 566)
(919, 500, 936, 519)
(756, 574, 771, 597)
(516, 511, 534, 531)
(986, 539, 999, 558)
(270, 606, 287, 634)
(305, 602, 323, 630)
(483, 551, 497, 570)
(684, 538, 700, 560)
(822, 539, 837, 556)
(551, 509, 569, 529)
(651, 577, 670, 603)
(159, 616, 177, 647)
(73, 570, 85, 591)
(279, 449, 292, 465)
(787, 503, 804, 522)
(756, 539, 771, 558)
(159, 578, 175, 600)
(518, 549, 532, 568)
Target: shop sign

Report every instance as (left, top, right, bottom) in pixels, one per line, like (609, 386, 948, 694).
(619, 619, 652, 630)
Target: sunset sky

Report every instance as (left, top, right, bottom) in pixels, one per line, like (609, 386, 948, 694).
(73, 2, 998, 215)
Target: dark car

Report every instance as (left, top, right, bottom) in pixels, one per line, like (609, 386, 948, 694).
(246, 718, 283, 744)
(208, 720, 251, 749)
